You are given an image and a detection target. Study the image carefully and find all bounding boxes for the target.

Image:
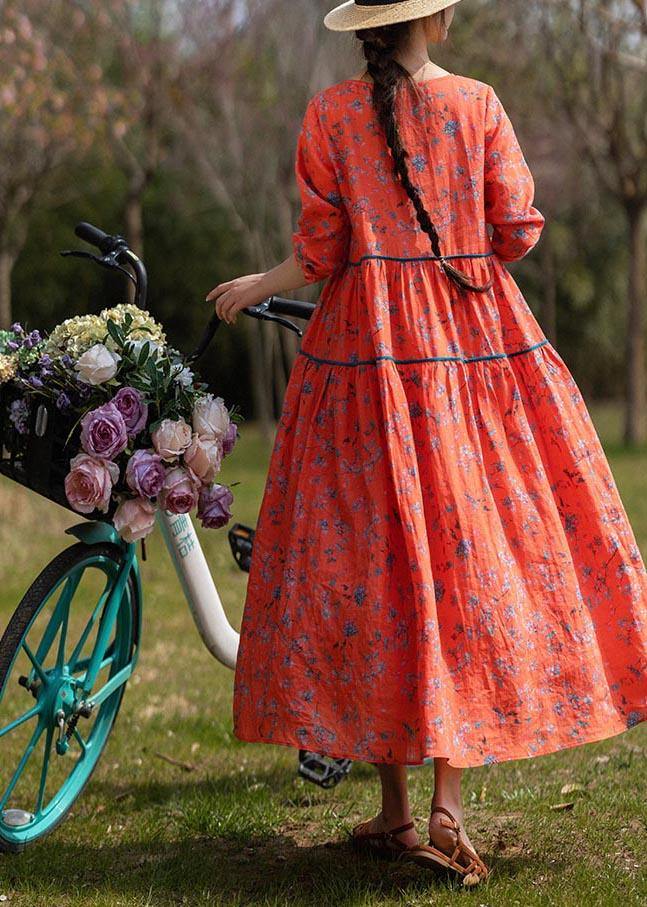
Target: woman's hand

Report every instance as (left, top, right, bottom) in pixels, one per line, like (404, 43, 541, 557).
(206, 254, 315, 325)
(205, 273, 269, 325)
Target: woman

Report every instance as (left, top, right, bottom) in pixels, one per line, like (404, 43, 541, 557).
(207, 0, 647, 885)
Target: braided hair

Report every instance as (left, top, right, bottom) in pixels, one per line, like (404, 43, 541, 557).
(356, 16, 493, 294)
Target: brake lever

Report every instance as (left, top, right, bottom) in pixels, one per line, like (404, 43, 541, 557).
(60, 249, 136, 286)
(243, 302, 303, 337)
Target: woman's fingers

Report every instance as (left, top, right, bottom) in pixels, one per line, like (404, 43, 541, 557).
(205, 281, 232, 303)
(217, 295, 232, 322)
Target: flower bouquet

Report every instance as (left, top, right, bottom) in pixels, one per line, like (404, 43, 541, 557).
(0, 304, 240, 543)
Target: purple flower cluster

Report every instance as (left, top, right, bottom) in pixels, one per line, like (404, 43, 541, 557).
(6, 324, 42, 352)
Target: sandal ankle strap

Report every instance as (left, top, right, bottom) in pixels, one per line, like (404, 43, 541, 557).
(386, 820, 415, 837)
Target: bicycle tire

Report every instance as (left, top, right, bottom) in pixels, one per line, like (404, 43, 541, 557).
(0, 541, 139, 852)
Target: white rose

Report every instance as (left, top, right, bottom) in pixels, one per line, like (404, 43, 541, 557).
(192, 393, 230, 441)
(75, 343, 121, 385)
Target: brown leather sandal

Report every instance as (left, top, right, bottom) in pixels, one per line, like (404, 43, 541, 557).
(350, 818, 419, 861)
(404, 805, 490, 887)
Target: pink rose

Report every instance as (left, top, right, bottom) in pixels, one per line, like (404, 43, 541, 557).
(64, 453, 119, 514)
(159, 466, 199, 514)
(80, 401, 128, 460)
(183, 433, 223, 483)
(112, 496, 157, 543)
(151, 417, 192, 462)
(125, 449, 166, 498)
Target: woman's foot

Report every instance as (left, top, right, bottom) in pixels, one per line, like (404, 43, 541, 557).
(360, 811, 419, 849)
(428, 801, 477, 863)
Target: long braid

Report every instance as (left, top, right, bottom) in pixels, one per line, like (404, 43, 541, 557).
(356, 21, 493, 294)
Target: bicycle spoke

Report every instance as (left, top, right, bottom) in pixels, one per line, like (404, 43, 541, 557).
(0, 720, 45, 811)
(67, 580, 112, 674)
(72, 654, 115, 686)
(21, 642, 48, 685)
(0, 704, 40, 740)
(55, 593, 71, 670)
(87, 662, 133, 708)
(34, 569, 84, 670)
(35, 724, 54, 814)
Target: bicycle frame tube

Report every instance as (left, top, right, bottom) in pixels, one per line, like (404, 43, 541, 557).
(156, 509, 239, 670)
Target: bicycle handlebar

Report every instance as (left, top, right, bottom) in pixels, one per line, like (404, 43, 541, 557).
(75, 221, 112, 253)
(66, 220, 315, 365)
(189, 296, 316, 364)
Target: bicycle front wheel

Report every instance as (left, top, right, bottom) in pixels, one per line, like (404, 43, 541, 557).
(0, 541, 139, 851)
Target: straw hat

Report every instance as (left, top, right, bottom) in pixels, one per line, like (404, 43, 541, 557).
(323, 0, 461, 32)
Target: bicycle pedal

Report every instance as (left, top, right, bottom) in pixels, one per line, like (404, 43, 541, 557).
(228, 522, 255, 573)
(297, 749, 353, 789)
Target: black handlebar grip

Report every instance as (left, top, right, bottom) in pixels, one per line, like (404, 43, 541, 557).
(75, 222, 110, 251)
(267, 296, 316, 320)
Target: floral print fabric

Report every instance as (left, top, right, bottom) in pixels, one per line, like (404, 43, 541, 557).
(232, 75, 647, 767)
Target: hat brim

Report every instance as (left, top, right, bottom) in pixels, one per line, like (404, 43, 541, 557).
(323, 0, 461, 33)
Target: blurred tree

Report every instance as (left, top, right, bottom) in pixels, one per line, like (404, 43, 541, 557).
(167, 0, 343, 438)
(537, 0, 647, 444)
(0, 2, 100, 327)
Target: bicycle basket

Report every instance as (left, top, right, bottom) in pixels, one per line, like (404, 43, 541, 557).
(0, 382, 117, 521)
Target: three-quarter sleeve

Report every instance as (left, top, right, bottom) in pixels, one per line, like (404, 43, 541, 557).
(483, 86, 545, 262)
(291, 96, 351, 283)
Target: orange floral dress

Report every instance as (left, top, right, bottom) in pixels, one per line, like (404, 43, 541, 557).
(232, 75, 647, 768)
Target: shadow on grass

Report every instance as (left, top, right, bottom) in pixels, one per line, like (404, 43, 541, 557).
(3, 831, 536, 905)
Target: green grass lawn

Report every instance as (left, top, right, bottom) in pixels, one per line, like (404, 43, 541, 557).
(0, 404, 645, 906)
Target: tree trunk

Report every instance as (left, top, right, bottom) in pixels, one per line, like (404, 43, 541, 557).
(623, 202, 647, 446)
(244, 316, 274, 444)
(540, 227, 557, 344)
(0, 248, 16, 330)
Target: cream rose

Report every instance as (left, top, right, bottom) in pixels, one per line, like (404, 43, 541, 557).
(192, 394, 230, 441)
(183, 433, 224, 483)
(112, 496, 157, 543)
(151, 416, 192, 462)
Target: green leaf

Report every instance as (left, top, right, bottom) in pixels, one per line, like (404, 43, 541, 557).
(106, 319, 125, 348)
(138, 341, 151, 367)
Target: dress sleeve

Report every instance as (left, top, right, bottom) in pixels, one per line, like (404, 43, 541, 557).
(291, 97, 351, 283)
(483, 86, 545, 262)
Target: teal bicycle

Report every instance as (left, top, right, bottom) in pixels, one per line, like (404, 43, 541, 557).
(0, 222, 351, 852)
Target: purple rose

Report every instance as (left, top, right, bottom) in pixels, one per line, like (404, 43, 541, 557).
(112, 386, 148, 437)
(197, 483, 233, 529)
(10, 322, 23, 335)
(125, 449, 166, 498)
(222, 421, 238, 456)
(80, 401, 128, 460)
(159, 466, 199, 515)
